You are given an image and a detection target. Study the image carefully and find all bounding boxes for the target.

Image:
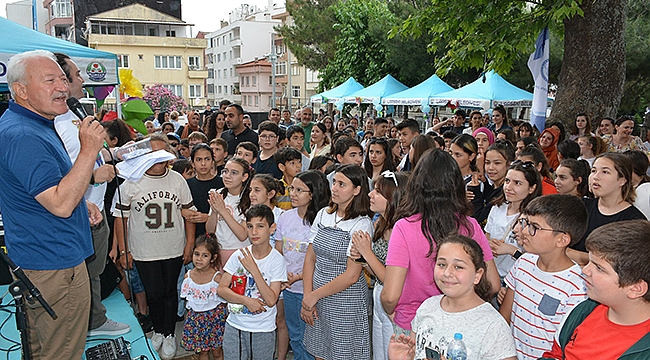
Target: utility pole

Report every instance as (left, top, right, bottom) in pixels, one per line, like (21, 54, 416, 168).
(270, 33, 277, 108)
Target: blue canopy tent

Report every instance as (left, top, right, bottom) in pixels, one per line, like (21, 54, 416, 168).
(382, 74, 453, 105)
(343, 75, 408, 104)
(310, 77, 364, 104)
(429, 70, 533, 110)
(0, 16, 119, 93)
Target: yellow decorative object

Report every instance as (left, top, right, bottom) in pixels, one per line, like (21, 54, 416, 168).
(118, 69, 143, 98)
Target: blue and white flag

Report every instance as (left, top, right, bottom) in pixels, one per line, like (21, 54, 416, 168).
(528, 27, 549, 133)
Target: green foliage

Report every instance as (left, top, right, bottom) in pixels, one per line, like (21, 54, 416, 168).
(318, 0, 397, 90)
(391, 0, 583, 76)
(275, 0, 338, 71)
(619, 0, 650, 115)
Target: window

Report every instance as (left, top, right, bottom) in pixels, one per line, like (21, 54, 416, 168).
(268, 96, 272, 107)
(224, 86, 228, 94)
(291, 64, 300, 76)
(217, 70, 221, 79)
(240, 76, 244, 85)
(217, 53, 221, 62)
(247, 95, 252, 105)
(243, 96, 247, 106)
(189, 84, 202, 98)
(165, 30, 176, 37)
(162, 84, 182, 97)
(207, 54, 214, 64)
(217, 86, 222, 94)
(230, 68, 234, 77)
(188, 56, 200, 70)
(51, 0, 71, 18)
(223, 68, 227, 79)
(216, 38, 220, 47)
(306, 69, 320, 83)
(292, 86, 300, 98)
(117, 54, 129, 68)
(275, 61, 287, 76)
(255, 95, 259, 106)
(208, 69, 214, 79)
(252, 76, 257, 86)
(269, 76, 273, 85)
(246, 77, 250, 87)
(154, 55, 182, 69)
(207, 84, 214, 94)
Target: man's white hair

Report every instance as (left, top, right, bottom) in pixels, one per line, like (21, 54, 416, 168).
(6, 50, 57, 98)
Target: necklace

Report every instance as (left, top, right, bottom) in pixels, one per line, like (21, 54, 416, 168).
(333, 212, 345, 228)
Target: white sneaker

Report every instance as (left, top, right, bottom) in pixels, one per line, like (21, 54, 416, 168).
(88, 319, 131, 336)
(150, 332, 164, 353)
(160, 334, 177, 359)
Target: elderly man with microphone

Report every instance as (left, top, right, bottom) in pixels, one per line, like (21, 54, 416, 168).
(0, 50, 106, 359)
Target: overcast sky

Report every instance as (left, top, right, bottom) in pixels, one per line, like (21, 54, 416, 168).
(1, 0, 284, 34)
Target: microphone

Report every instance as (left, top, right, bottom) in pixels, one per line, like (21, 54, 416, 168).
(66, 96, 89, 121)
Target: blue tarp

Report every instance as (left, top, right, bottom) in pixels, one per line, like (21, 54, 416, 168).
(0, 16, 119, 93)
(430, 70, 533, 109)
(344, 75, 408, 104)
(382, 74, 453, 105)
(310, 77, 364, 104)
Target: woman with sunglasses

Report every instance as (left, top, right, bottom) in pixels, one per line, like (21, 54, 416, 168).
(349, 171, 408, 360)
(363, 137, 396, 181)
(381, 149, 500, 335)
(569, 153, 646, 266)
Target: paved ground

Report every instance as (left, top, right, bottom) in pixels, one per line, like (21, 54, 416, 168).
(146, 321, 294, 359)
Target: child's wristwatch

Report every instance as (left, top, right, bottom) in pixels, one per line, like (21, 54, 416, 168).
(512, 249, 523, 259)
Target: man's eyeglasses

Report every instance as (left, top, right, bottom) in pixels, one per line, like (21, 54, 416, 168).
(259, 134, 277, 140)
(289, 185, 310, 195)
(380, 170, 399, 187)
(518, 217, 566, 237)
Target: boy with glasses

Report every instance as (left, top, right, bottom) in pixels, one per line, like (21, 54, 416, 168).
(499, 194, 589, 360)
(253, 121, 283, 179)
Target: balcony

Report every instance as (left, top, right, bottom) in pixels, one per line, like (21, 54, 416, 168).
(188, 69, 208, 79)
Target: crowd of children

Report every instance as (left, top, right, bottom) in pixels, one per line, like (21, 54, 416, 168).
(101, 107, 650, 360)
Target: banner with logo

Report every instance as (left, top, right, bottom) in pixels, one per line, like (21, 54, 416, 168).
(0, 53, 118, 91)
(528, 27, 550, 132)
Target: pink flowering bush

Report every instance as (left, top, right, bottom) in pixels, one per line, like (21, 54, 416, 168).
(143, 84, 187, 112)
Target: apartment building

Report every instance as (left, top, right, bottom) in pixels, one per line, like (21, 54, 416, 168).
(271, 10, 320, 112)
(205, 4, 282, 107)
(86, 4, 208, 107)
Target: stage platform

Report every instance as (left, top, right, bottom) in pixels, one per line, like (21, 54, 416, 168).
(0, 286, 160, 359)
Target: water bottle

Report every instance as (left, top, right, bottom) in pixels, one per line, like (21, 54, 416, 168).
(446, 333, 468, 360)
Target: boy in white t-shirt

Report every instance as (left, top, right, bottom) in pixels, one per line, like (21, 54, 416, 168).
(499, 195, 589, 360)
(218, 204, 287, 360)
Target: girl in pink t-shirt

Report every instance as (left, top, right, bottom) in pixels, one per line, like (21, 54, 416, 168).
(381, 149, 500, 333)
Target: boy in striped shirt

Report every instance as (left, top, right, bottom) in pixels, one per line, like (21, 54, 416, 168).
(499, 195, 589, 360)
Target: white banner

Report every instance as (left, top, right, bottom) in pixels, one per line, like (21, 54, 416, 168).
(0, 52, 118, 88)
(528, 27, 550, 132)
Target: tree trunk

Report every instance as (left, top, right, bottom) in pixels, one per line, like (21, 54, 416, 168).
(550, 0, 626, 126)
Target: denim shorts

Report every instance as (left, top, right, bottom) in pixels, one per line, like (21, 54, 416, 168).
(125, 264, 145, 294)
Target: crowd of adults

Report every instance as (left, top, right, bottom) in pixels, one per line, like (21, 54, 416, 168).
(1, 49, 650, 360)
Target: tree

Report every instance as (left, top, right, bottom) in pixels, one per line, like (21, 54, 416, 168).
(143, 84, 187, 113)
(318, 0, 398, 90)
(393, 0, 626, 125)
(276, 0, 339, 71)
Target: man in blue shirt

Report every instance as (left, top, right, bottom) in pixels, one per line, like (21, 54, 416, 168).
(0, 50, 106, 359)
